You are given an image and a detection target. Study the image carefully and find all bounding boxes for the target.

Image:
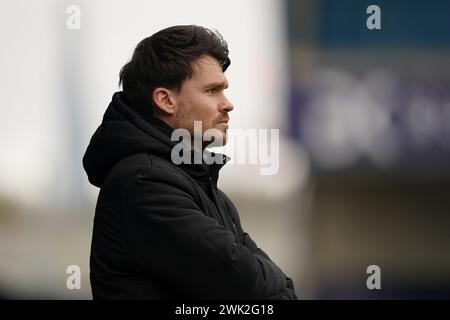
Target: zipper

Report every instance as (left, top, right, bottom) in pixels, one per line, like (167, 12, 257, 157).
(209, 176, 240, 243)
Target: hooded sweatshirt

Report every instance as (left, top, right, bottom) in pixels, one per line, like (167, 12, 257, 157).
(82, 92, 297, 299)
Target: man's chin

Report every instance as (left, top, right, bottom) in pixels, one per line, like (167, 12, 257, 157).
(204, 134, 227, 148)
(203, 127, 227, 148)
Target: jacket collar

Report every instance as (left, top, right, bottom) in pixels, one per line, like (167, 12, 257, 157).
(145, 115, 230, 182)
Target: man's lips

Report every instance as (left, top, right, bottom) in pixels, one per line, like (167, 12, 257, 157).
(217, 117, 229, 124)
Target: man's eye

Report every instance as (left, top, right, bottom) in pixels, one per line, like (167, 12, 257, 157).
(207, 88, 217, 94)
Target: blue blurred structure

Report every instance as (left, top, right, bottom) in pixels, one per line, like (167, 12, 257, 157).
(286, 0, 450, 299)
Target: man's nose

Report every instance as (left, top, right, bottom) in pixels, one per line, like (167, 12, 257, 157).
(220, 95, 234, 113)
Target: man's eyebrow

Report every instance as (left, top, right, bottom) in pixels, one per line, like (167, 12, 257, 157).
(203, 81, 229, 89)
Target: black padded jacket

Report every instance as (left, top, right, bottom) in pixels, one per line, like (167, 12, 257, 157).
(82, 92, 297, 299)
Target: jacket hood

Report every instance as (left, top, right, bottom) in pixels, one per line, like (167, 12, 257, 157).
(83, 92, 179, 187)
(83, 92, 228, 188)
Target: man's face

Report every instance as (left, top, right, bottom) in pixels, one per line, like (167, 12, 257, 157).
(171, 55, 234, 146)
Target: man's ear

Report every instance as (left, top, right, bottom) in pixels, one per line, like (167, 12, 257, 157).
(152, 87, 177, 115)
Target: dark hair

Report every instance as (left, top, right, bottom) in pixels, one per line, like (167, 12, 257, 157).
(119, 25, 230, 117)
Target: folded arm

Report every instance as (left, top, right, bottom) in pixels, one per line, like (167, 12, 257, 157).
(122, 166, 293, 299)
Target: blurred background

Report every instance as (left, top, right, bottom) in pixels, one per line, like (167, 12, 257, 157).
(0, 0, 449, 299)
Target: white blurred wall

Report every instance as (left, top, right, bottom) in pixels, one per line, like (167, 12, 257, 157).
(0, 0, 297, 209)
(0, 0, 309, 299)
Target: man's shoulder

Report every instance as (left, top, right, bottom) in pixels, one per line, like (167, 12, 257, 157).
(109, 152, 199, 194)
(102, 152, 185, 188)
(113, 152, 187, 177)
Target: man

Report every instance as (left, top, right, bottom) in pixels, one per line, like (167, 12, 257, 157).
(83, 25, 297, 299)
